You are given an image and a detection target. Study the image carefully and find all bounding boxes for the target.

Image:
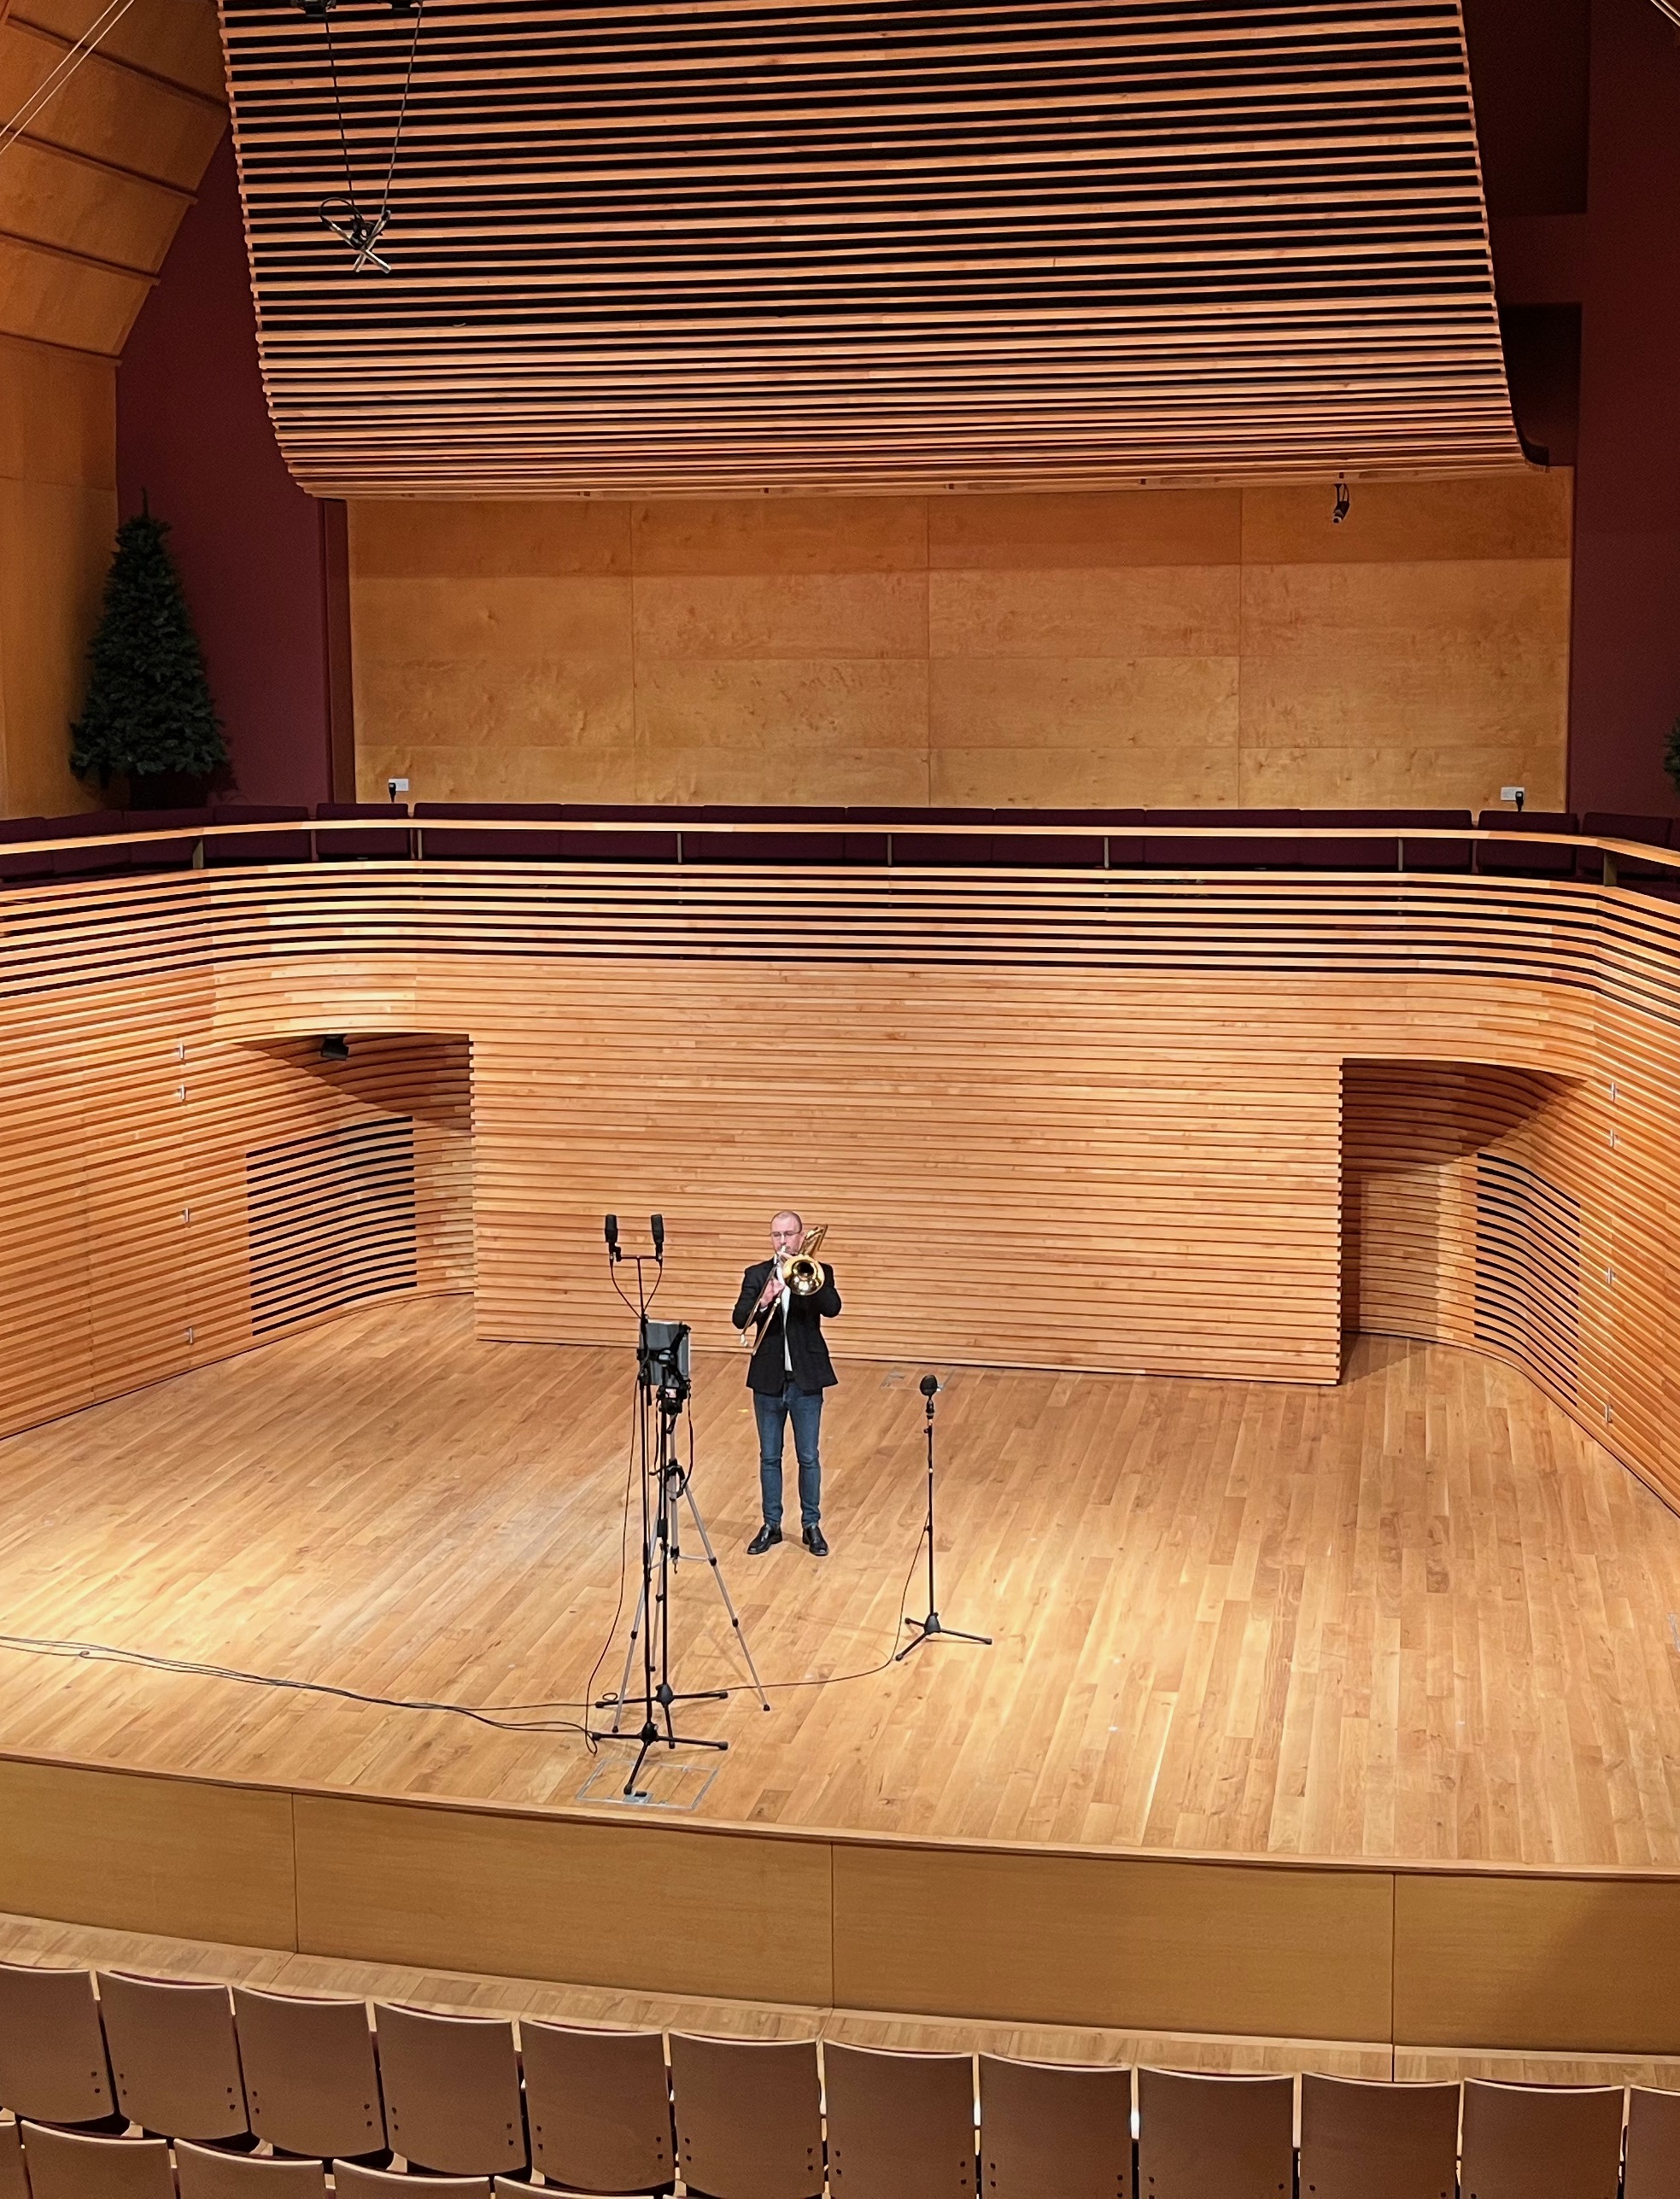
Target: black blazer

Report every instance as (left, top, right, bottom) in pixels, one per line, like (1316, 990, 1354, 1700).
(732, 1259, 842, 1395)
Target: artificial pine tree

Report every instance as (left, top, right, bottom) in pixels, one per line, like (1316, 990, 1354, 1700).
(1666, 714, 1680, 797)
(70, 505, 228, 799)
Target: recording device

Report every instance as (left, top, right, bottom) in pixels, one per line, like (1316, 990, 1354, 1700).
(639, 1319, 691, 1405)
(920, 1373, 940, 1398)
(604, 1214, 621, 1261)
(652, 1212, 665, 1260)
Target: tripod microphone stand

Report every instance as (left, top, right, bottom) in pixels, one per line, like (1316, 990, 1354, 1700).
(896, 1372, 991, 1661)
(591, 1216, 767, 1801)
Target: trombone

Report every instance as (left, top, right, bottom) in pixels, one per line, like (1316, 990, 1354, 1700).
(743, 1224, 830, 1343)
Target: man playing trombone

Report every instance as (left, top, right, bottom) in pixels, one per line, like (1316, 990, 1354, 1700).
(732, 1210, 841, 1558)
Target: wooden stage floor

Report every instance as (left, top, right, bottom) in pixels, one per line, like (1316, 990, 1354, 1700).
(1, 1295, 1677, 1869)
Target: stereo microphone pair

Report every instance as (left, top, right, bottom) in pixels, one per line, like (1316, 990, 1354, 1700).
(604, 1214, 664, 1261)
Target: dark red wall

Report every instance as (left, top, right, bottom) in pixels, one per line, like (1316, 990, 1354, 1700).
(1567, 0, 1680, 814)
(117, 135, 334, 807)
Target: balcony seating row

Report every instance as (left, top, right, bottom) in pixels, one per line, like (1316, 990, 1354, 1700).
(0, 1960, 1677, 2199)
(0, 804, 1674, 884)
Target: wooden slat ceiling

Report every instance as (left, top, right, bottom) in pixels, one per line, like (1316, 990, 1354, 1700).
(0, 0, 226, 355)
(220, 0, 1528, 496)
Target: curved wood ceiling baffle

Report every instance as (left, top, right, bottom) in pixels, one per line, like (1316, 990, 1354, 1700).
(216, 1, 1529, 496)
(0, 0, 225, 358)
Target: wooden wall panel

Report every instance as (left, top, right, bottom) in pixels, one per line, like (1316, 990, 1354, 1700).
(0, 1757, 295, 1948)
(0, 334, 116, 820)
(0, 860, 1672, 1510)
(0, 945, 470, 1436)
(293, 1795, 834, 2008)
(351, 475, 1572, 813)
(830, 1845, 1394, 2038)
(0, 0, 225, 354)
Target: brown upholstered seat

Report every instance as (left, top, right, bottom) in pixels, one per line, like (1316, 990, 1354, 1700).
(231, 1985, 385, 2162)
(0, 1962, 118, 2127)
(1298, 2072, 1458, 2199)
(519, 2020, 673, 2195)
(823, 2042, 976, 2199)
(176, 2140, 327, 2199)
(1136, 2067, 1293, 2199)
(96, 1971, 249, 2143)
(1624, 2085, 1680, 2197)
(976, 2054, 1131, 2199)
(20, 2122, 175, 2199)
(336, 2164, 491, 2199)
(668, 2034, 822, 2199)
(370, 2004, 525, 2178)
(1459, 2079, 1623, 2199)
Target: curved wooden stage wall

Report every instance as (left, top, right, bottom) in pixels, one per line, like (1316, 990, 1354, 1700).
(0, 863, 1674, 1512)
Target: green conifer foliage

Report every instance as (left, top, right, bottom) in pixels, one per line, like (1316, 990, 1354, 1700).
(70, 509, 227, 790)
(1666, 715, 1680, 798)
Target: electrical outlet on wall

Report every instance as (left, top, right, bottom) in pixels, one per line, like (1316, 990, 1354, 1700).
(1500, 785, 1526, 809)
(387, 775, 410, 803)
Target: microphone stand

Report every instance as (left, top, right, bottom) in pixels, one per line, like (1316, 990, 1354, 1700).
(896, 1373, 990, 1661)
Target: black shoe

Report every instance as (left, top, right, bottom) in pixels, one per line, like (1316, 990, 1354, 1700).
(803, 1524, 829, 1558)
(747, 1524, 782, 1555)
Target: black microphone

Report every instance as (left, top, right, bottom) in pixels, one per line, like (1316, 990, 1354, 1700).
(651, 1212, 665, 1259)
(604, 1214, 619, 1260)
(920, 1373, 940, 1397)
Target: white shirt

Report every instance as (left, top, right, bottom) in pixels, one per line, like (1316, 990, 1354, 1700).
(781, 1280, 793, 1374)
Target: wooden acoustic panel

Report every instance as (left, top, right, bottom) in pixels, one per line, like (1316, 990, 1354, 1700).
(0, 0, 226, 356)
(0, 859, 1673, 1510)
(219, 1, 1526, 494)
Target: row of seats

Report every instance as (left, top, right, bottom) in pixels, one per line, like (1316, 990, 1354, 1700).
(1, 804, 1675, 882)
(0, 1961, 1676, 2199)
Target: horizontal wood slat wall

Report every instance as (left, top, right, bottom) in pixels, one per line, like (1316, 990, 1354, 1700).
(0, 863, 1672, 1502)
(0, 1016, 471, 1438)
(219, 1, 1525, 494)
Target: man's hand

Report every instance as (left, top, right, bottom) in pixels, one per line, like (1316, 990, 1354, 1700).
(756, 1268, 782, 1313)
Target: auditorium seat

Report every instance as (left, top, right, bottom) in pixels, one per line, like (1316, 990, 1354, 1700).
(678, 805, 849, 866)
(176, 2142, 327, 2199)
(877, 808, 998, 868)
(126, 807, 214, 873)
(823, 2042, 977, 2199)
(1624, 2085, 1680, 2196)
(976, 2054, 1132, 2199)
(1144, 809, 1303, 868)
(668, 2033, 823, 2199)
(0, 1962, 120, 2127)
(1295, 810, 1403, 873)
(990, 810, 1114, 868)
(0, 2119, 24, 2199)
(1476, 810, 1579, 876)
(337, 2167, 490, 2199)
(1576, 812, 1675, 883)
(555, 804, 680, 863)
(1390, 810, 1475, 872)
(1459, 2079, 1624, 2199)
(20, 2122, 174, 2199)
(1297, 2072, 1460, 2199)
(1136, 2067, 1295, 2199)
(40, 811, 132, 879)
(313, 803, 413, 860)
(370, 2005, 526, 2179)
(519, 2021, 673, 2194)
(0, 820, 50, 886)
(96, 1972, 249, 2143)
(413, 803, 565, 861)
(207, 805, 312, 867)
(231, 1985, 386, 2161)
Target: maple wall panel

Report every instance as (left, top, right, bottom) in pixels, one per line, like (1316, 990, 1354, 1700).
(352, 475, 1572, 812)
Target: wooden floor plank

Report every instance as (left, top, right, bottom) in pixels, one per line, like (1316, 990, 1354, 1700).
(0, 1298, 1676, 1869)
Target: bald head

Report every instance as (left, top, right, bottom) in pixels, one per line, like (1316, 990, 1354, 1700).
(770, 1210, 804, 1253)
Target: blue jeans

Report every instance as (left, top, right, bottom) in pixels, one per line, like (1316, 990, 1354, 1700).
(754, 1383, 823, 1529)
